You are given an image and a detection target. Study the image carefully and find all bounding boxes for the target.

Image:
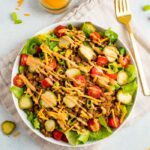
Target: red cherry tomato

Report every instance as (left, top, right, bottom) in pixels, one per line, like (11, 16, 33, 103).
(62, 134, 68, 143)
(13, 74, 25, 87)
(73, 75, 86, 87)
(90, 32, 100, 41)
(34, 45, 42, 54)
(87, 86, 102, 98)
(54, 25, 66, 37)
(41, 78, 53, 88)
(108, 117, 120, 128)
(20, 54, 28, 66)
(88, 119, 101, 132)
(49, 59, 57, 70)
(90, 67, 102, 77)
(97, 56, 108, 66)
(118, 55, 130, 68)
(106, 73, 117, 80)
(52, 130, 63, 141)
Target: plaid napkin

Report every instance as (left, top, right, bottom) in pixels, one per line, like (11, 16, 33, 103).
(0, 0, 150, 150)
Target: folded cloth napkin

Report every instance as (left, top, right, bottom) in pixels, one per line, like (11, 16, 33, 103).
(0, 0, 150, 150)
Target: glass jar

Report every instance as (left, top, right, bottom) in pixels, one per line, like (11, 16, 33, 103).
(40, 0, 71, 14)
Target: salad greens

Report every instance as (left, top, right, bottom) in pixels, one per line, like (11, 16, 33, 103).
(89, 127, 111, 141)
(10, 86, 24, 99)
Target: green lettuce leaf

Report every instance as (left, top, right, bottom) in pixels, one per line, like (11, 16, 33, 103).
(10, 86, 24, 99)
(99, 116, 112, 133)
(21, 37, 41, 54)
(65, 131, 79, 146)
(125, 64, 137, 83)
(118, 47, 126, 56)
(122, 80, 137, 95)
(77, 129, 90, 144)
(65, 129, 90, 145)
(104, 28, 118, 44)
(108, 62, 122, 73)
(89, 127, 111, 141)
(33, 118, 40, 129)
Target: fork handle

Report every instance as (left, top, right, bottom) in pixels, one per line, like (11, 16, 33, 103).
(126, 24, 150, 96)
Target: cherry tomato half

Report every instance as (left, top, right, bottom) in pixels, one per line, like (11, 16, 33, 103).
(87, 86, 102, 99)
(20, 54, 28, 66)
(97, 56, 108, 66)
(90, 67, 102, 77)
(73, 75, 86, 87)
(106, 73, 117, 80)
(90, 32, 100, 41)
(13, 74, 25, 87)
(88, 119, 101, 132)
(108, 117, 120, 128)
(52, 130, 63, 141)
(41, 77, 53, 88)
(54, 25, 66, 37)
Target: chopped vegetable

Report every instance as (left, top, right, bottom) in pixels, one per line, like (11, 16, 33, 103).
(33, 118, 40, 129)
(41, 77, 53, 88)
(89, 127, 111, 141)
(108, 117, 120, 128)
(82, 22, 96, 37)
(19, 94, 33, 109)
(1, 121, 16, 135)
(104, 28, 118, 44)
(122, 80, 137, 95)
(117, 90, 132, 104)
(40, 91, 57, 108)
(125, 64, 137, 83)
(20, 54, 28, 66)
(45, 120, 56, 132)
(97, 56, 108, 66)
(87, 86, 102, 98)
(18, 66, 25, 73)
(79, 44, 96, 61)
(54, 25, 66, 37)
(65, 68, 81, 78)
(90, 32, 100, 41)
(65, 131, 79, 145)
(52, 129, 63, 140)
(99, 116, 112, 133)
(10, 86, 24, 99)
(117, 71, 128, 85)
(118, 47, 126, 56)
(103, 46, 119, 62)
(77, 129, 90, 144)
(73, 75, 86, 87)
(13, 74, 25, 88)
(63, 95, 77, 108)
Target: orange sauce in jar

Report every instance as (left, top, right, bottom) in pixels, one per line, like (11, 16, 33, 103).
(40, 0, 70, 14)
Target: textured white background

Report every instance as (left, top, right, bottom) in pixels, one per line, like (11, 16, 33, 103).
(0, 0, 150, 150)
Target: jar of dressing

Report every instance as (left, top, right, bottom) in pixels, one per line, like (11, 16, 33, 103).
(40, 0, 71, 14)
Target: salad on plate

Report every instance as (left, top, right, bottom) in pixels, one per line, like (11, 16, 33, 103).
(10, 22, 137, 146)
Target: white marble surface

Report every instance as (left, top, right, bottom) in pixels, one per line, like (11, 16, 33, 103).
(0, 0, 150, 150)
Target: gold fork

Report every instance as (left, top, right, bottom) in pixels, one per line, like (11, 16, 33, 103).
(115, 0, 150, 96)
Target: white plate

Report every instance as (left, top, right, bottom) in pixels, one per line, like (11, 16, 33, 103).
(11, 21, 138, 147)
